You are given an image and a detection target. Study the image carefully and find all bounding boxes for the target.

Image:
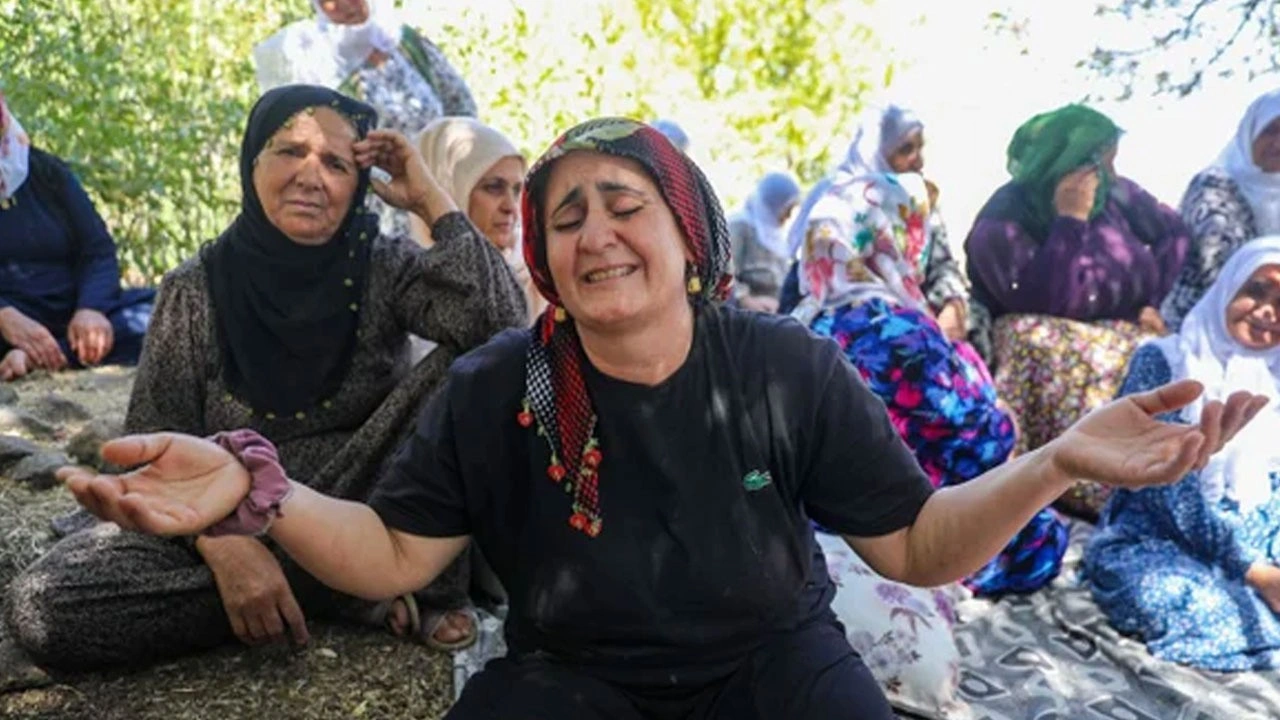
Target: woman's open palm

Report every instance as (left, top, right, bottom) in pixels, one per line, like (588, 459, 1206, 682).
(1051, 379, 1268, 489)
(58, 433, 252, 536)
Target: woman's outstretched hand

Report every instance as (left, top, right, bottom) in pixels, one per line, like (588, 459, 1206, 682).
(353, 129, 456, 223)
(58, 433, 251, 536)
(1047, 379, 1268, 489)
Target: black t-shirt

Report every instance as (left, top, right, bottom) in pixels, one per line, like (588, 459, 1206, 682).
(370, 305, 933, 686)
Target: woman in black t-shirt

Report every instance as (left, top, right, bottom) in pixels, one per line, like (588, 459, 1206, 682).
(61, 118, 1269, 720)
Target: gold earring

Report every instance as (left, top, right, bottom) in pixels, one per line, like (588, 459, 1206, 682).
(553, 306, 567, 323)
(687, 276, 702, 295)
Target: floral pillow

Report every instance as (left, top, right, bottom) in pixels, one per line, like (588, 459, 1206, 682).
(817, 532, 972, 720)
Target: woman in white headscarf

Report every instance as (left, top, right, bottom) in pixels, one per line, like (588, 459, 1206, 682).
(780, 104, 970, 339)
(1087, 235, 1280, 671)
(729, 171, 801, 312)
(414, 117, 543, 324)
(253, 0, 477, 239)
(1162, 90, 1280, 332)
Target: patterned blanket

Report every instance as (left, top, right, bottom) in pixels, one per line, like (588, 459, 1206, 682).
(951, 521, 1280, 720)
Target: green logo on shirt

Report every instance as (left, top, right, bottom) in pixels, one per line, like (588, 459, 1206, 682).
(743, 470, 773, 492)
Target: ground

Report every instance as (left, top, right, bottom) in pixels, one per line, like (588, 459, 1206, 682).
(0, 367, 454, 720)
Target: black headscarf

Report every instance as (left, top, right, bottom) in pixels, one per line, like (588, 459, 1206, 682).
(203, 85, 378, 417)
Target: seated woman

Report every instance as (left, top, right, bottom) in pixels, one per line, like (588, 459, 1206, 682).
(51, 117, 1262, 720)
(1085, 235, 1280, 671)
(0, 93, 153, 381)
(415, 116, 544, 323)
(780, 104, 970, 343)
(791, 169, 1067, 595)
(1163, 89, 1280, 332)
(728, 171, 800, 313)
(965, 104, 1190, 518)
(253, 0, 477, 240)
(2, 85, 526, 672)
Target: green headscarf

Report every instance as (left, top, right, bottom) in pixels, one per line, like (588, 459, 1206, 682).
(1006, 104, 1121, 229)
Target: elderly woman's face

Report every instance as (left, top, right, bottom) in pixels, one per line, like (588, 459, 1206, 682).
(886, 129, 925, 174)
(468, 155, 525, 252)
(1227, 264, 1280, 350)
(1253, 117, 1280, 173)
(252, 107, 359, 246)
(543, 151, 692, 330)
(319, 0, 370, 24)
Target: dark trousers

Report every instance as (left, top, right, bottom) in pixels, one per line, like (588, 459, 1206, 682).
(448, 619, 896, 720)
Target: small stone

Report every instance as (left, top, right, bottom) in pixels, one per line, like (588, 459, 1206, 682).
(10, 451, 71, 490)
(0, 434, 39, 472)
(0, 385, 17, 405)
(315, 648, 338, 660)
(65, 419, 124, 468)
(30, 393, 92, 423)
(0, 407, 57, 440)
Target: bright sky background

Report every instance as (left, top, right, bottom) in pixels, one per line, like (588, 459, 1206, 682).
(412, 0, 1277, 243)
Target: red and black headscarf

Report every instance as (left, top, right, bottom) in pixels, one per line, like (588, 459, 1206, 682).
(517, 117, 731, 537)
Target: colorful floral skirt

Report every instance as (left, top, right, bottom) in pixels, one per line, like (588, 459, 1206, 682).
(813, 300, 1068, 594)
(991, 314, 1154, 520)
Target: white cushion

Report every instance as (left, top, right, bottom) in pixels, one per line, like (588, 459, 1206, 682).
(818, 532, 973, 720)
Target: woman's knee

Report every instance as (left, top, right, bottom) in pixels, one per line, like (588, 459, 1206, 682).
(3, 563, 75, 665)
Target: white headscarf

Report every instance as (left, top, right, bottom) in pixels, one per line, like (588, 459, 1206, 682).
(730, 171, 800, 259)
(1147, 235, 1280, 512)
(788, 104, 924, 256)
(253, 0, 404, 91)
(0, 94, 30, 202)
(1216, 89, 1280, 235)
(416, 117, 523, 212)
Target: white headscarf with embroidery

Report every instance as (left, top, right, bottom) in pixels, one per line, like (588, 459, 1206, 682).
(790, 172, 934, 326)
(1216, 89, 1280, 235)
(253, 0, 405, 91)
(1148, 235, 1280, 512)
(788, 104, 924, 257)
(0, 93, 30, 202)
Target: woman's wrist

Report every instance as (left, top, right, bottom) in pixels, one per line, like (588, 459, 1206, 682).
(1034, 440, 1080, 497)
(410, 178, 458, 227)
(202, 430, 295, 537)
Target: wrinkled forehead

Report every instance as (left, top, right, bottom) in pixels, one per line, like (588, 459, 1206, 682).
(262, 107, 357, 154)
(1245, 263, 1280, 286)
(542, 151, 657, 199)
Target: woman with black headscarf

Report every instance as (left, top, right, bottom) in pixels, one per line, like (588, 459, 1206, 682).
(2, 85, 525, 672)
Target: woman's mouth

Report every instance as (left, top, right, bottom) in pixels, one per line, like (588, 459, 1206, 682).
(583, 266, 638, 284)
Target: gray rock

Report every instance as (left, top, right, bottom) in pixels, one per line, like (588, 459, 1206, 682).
(30, 393, 92, 423)
(0, 434, 39, 472)
(11, 451, 71, 490)
(0, 385, 17, 405)
(0, 407, 57, 440)
(66, 419, 124, 468)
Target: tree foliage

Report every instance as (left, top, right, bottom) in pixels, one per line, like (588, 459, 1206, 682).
(2, 0, 891, 278)
(1084, 0, 1280, 97)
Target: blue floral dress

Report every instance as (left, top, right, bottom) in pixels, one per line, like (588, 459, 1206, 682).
(811, 298, 1068, 595)
(1085, 344, 1280, 671)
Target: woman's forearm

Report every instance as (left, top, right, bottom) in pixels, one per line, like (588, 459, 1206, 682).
(266, 482, 468, 601)
(898, 445, 1073, 587)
